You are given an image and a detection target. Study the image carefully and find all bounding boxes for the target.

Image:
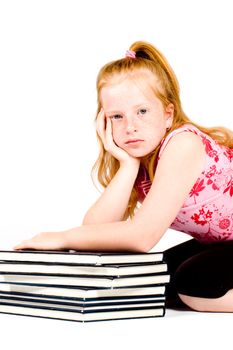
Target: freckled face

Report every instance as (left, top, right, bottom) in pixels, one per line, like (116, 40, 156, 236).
(100, 78, 174, 158)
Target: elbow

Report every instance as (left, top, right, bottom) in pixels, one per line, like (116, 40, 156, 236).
(135, 246, 151, 253)
(131, 235, 159, 253)
(130, 222, 164, 253)
(138, 241, 157, 253)
(82, 217, 88, 225)
(129, 244, 150, 254)
(131, 242, 156, 254)
(82, 216, 89, 225)
(82, 212, 95, 225)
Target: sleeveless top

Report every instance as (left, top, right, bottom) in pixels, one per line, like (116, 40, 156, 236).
(135, 123, 233, 243)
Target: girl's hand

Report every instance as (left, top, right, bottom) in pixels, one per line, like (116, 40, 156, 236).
(96, 108, 140, 166)
(13, 231, 69, 251)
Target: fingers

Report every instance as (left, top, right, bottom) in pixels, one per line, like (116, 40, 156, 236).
(14, 240, 34, 250)
(96, 108, 114, 152)
(96, 109, 127, 162)
(105, 116, 114, 149)
(14, 236, 41, 250)
(96, 108, 106, 141)
(14, 232, 67, 251)
(14, 233, 40, 250)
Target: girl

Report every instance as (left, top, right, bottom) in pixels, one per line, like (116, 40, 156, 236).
(14, 41, 233, 313)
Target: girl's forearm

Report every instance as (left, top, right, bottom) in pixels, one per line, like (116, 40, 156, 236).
(82, 162, 139, 225)
(14, 213, 158, 252)
(65, 220, 147, 252)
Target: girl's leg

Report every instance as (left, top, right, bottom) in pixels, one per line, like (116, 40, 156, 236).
(174, 240, 233, 312)
(163, 238, 207, 307)
(178, 290, 233, 312)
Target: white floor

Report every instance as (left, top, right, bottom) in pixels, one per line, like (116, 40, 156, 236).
(1, 1, 233, 347)
(0, 300, 232, 350)
(0, 230, 232, 349)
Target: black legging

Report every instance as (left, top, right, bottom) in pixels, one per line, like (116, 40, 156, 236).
(164, 239, 233, 306)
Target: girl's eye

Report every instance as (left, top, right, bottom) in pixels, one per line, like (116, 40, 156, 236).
(138, 108, 147, 115)
(111, 114, 123, 120)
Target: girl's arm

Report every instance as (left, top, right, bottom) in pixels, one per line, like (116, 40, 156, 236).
(83, 109, 140, 224)
(14, 132, 206, 252)
(82, 160, 139, 224)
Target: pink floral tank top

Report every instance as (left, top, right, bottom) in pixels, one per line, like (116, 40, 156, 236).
(135, 124, 233, 243)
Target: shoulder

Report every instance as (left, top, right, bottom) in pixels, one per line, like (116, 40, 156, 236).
(133, 130, 206, 248)
(158, 124, 207, 160)
(154, 130, 206, 199)
(167, 129, 204, 146)
(158, 130, 206, 165)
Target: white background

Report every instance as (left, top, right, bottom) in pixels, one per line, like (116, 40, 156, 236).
(0, 0, 233, 348)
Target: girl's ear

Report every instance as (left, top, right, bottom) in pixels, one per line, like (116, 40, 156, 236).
(165, 103, 174, 129)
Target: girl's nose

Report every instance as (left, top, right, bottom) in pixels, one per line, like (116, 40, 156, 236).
(125, 117, 137, 134)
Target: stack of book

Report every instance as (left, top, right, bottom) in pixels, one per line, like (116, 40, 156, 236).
(0, 249, 170, 323)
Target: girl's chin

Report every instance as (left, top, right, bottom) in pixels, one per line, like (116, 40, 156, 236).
(127, 150, 150, 158)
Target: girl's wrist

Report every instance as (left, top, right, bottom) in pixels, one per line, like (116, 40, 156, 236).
(120, 158, 140, 170)
(64, 227, 86, 250)
(63, 228, 77, 250)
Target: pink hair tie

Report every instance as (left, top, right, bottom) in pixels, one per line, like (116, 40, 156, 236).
(125, 50, 136, 59)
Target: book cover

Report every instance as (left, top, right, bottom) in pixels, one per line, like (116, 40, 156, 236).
(0, 291, 166, 304)
(0, 301, 165, 322)
(0, 291, 166, 307)
(0, 250, 163, 265)
(0, 261, 168, 276)
(0, 283, 166, 300)
(0, 272, 170, 288)
(0, 295, 165, 311)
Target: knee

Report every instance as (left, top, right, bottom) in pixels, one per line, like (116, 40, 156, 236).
(178, 293, 205, 312)
(173, 258, 227, 299)
(179, 290, 233, 313)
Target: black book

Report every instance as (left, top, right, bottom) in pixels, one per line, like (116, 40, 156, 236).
(0, 294, 165, 311)
(0, 283, 166, 300)
(0, 261, 168, 276)
(0, 300, 165, 322)
(0, 291, 166, 306)
(0, 250, 163, 265)
(0, 272, 170, 288)
(0, 249, 169, 322)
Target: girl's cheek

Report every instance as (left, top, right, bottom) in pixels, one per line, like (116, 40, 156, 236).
(112, 124, 120, 137)
(111, 127, 117, 141)
(112, 129, 122, 145)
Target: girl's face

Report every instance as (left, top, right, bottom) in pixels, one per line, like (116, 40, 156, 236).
(100, 76, 174, 158)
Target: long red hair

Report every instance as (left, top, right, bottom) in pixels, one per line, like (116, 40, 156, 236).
(92, 41, 233, 219)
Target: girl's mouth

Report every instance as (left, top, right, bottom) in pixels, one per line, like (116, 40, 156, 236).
(125, 139, 144, 145)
